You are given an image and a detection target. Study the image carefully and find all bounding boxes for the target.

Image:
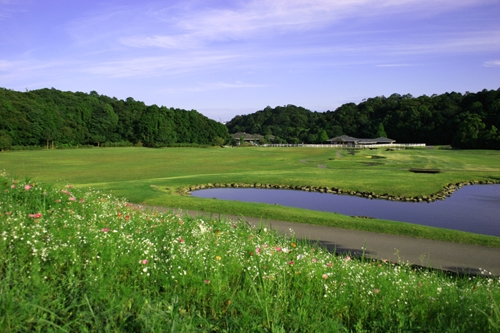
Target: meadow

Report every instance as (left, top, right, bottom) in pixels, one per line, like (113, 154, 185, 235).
(1, 172, 500, 332)
(1, 146, 500, 246)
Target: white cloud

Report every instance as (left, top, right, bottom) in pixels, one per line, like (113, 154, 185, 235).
(117, 0, 491, 50)
(484, 60, 500, 67)
(163, 81, 268, 94)
(82, 52, 243, 78)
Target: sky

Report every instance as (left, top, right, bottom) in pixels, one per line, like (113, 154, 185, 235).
(1, 0, 499, 122)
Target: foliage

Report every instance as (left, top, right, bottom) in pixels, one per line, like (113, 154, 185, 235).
(226, 89, 500, 148)
(1, 172, 500, 332)
(0, 88, 231, 148)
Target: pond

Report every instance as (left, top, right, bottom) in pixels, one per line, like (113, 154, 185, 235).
(192, 185, 500, 237)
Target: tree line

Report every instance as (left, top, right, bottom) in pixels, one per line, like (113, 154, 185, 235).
(226, 88, 500, 149)
(0, 88, 230, 150)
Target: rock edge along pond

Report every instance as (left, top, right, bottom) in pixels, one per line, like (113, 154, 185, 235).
(188, 182, 500, 237)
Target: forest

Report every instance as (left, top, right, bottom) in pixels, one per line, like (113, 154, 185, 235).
(0, 88, 230, 149)
(226, 88, 500, 149)
(1, 87, 499, 150)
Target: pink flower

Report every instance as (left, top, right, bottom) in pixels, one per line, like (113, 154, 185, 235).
(204, 279, 210, 284)
(322, 274, 329, 279)
(345, 256, 351, 262)
(141, 259, 149, 265)
(55, 199, 61, 203)
(179, 237, 185, 243)
(373, 288, 380, 294)
(6, 211, 11, 215)
(288, 261, 295, 265)
(256, 247, 261, 255)
(24, 185, 32, 190)
(68, 197, 76, 201)
(101, 228, 110, 233)
(10, 184, 15, 189)
(312, 258, 318, 263)
(28, 213, 42, 219)
(275, 246, 282, 252)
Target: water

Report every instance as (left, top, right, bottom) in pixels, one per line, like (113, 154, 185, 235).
(192, 185, 500, 236)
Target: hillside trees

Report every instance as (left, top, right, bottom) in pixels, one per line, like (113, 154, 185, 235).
(0, 88, 231, 148)
(225, 88, 500, 149)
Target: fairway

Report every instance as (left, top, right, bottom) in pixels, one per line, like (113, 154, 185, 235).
(1, 147, 500, 246)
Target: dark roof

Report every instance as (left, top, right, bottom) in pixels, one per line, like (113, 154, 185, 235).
(231, 132, 275, 141)
(327, 136, 395, 144)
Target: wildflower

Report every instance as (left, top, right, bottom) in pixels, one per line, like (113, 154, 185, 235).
(373, 288, 380, 294)
(10, 184, 15, 189)
(69, 197, 76, 201)
(6, 211, 11, 215)
(125, 215, 130, 220)
(275, 246, 282, 252)
(345, 256, 351, 262)
(204, 279, 210, 284)
(117, 212, 122, 217)
(101, 228, 110, 233)
(24, 185, 32, 190)
(256, 247, 261, 255)
(312, 258, 318, 263)
(288, 261, 295, 265)
(291, 242, 297, 248)
(215, 256, 221, 261)
(55, 199, 61, 203)
(140, 259, 149, 264)
(28, 213, 42, 219)
(322, 274, 328, 279)
(179, 237, 185, 243)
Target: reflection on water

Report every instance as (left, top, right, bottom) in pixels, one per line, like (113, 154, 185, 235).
(192, 185, 500, 237)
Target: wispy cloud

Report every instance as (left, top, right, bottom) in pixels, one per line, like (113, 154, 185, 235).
(163, 81, 268, 94)
(376, 63, 416, 67)
(117, 0, 492, 50)
(484, 60, 500, 67)
(82, 52, 243, 78)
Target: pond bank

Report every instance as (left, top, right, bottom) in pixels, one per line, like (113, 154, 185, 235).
(182, 179, 500, 203)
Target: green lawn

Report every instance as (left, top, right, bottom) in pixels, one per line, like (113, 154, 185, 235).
(1, 146, 499, 246)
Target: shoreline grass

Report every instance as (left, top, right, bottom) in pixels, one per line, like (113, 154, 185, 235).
(0, 147, 499, 247)
(1, 173, 500, 332)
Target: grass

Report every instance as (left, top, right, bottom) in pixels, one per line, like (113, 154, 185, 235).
(0, 147, 499, 247)
(1, 173, 500, 332)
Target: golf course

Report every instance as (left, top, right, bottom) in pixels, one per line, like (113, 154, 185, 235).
(2, 146, 500, 332)
(1, 146, 499, 247)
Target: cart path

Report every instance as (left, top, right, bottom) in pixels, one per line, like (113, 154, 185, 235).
(142, 206, 500, 276)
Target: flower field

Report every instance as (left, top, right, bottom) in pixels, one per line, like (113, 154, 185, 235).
(1, 171, 499, 332)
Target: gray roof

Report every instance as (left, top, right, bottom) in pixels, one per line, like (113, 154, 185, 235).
(327, 135, 395, 144)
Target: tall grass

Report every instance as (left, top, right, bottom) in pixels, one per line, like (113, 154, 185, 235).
(1, 171, 499, 332)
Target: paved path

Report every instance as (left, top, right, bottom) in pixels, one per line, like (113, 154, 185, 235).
(147, 207, 500, 276)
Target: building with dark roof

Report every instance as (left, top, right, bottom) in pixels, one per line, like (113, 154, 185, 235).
(327, 135, 396, 145)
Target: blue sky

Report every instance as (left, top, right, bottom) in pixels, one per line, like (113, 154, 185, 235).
(1, 0, 499, 121)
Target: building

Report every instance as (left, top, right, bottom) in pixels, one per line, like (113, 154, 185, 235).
(231, 132, 276, 145)
(327, 135, 396, 145)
